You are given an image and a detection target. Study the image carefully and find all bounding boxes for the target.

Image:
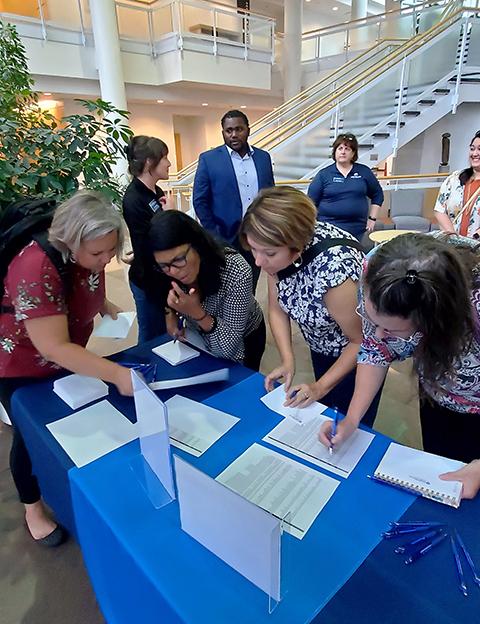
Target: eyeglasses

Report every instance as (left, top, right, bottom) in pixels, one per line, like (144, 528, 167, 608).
(355, 304, 420, 344)
(156, 244, 192, 272)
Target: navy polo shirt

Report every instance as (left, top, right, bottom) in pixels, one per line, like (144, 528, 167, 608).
(308, 162, 384, 240)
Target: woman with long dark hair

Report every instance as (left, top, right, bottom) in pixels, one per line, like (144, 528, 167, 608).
(149, 210, 266, 370)
(435, 130, 480, 239)
(319, 233, 480, 469)
(123, 135, 172, 343)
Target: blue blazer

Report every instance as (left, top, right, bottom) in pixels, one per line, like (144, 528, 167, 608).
(193, 144, 274, 243)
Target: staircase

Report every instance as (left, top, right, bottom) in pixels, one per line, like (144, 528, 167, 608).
(172, 7, 480, 185)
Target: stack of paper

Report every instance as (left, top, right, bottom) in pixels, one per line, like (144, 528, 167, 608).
(53, 374, 109, 410)
(165, 395, 239, 457)
(152, 340, 200, 366)
(217, 443, 339, 540)
(47, 400, 137, 467)
(93, 311, 136, 339)
(263, 414, 374, 477)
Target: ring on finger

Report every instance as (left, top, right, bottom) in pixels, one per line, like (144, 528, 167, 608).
(175, 298, 180, 304)
(303, 392, 309, 399)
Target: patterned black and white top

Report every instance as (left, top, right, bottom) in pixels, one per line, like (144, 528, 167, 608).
(276, 222, 364, 357)
(188, 251, 263, 363)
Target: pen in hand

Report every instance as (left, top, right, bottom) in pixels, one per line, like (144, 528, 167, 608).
(173, 315, 185, 344)
(329, 406, 339, 456)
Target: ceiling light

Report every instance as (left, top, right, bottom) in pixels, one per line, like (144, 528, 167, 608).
(43, 92, 52, 96)
(202, 102, 208, 106)
(332, 6, 338, 11)
(156, 99, 164, 103)
(240, 105, 247, 109)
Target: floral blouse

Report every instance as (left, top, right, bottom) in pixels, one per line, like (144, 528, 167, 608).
(434, 170, 480, 238)
(0, 241, 105, 378)
(276, 221, 364, 357)
(358, 235, 480, 414)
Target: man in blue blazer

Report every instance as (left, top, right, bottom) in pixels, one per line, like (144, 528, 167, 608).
(193, 110, 274, 290)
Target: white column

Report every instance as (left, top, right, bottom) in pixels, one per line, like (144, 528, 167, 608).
(89, 0, 128, 179)
(283, 0, 303, 102)
(349, 0, 368, 49)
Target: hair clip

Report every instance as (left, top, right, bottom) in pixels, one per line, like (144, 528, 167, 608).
(405, 269, 418, 285)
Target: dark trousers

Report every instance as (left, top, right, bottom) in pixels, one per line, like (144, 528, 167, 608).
(0, 377, 42, 504)
(243, 318, 266, 372)
(232, 238, 261, 295)
(130, 281, 166, 344)
(310, 350, 382, 428)
(420, 398, 480, 463)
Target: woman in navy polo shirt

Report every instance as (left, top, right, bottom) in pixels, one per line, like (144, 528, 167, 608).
(308, 133, 384, 241)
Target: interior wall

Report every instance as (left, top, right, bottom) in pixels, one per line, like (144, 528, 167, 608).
(61, 98, 265, 172)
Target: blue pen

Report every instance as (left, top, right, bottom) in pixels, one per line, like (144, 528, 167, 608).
(390, 521, 445, 528)
(394, 528, 444, 554)
(451, 535, 468, 596)
(404, 531, 448, 564)
(382, 526, 435, 539)
(174, 315, 185, 344)
(329, 406, 339, 456)
(455, 531, 480, 588)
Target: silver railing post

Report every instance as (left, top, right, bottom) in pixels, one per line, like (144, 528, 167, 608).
(37, 0, 47, 40)
(77, 0, 86, 46)
(392, 55, 408, 157)
(452, 17, 470, 114)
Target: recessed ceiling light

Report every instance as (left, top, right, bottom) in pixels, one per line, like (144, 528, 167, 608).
(156, 99, 164, 103)
(332, 6, 338, 11)
(43, 92, 52, 96)
(240, 105, 247, 109)
(202, 102, 208, 106)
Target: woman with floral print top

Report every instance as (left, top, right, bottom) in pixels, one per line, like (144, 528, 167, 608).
(319, 233, 480, 476)
(240, 186, 382, 425)
(434, 131, 480, 238)
(0, 191, 132, 547)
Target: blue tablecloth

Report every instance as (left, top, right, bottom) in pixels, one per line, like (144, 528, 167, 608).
(11, 336, 253, 538)
(69, 373, 415, 624)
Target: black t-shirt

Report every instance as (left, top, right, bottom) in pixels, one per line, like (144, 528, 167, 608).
(122, 177, 167, 299)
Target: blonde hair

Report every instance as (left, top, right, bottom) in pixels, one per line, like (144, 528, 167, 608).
(240, 186, 316, 252)
(48, 190, 125, 261)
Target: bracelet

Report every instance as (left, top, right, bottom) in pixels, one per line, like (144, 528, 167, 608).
(192, 310, 209, 322)
(368, 216, 377, 222)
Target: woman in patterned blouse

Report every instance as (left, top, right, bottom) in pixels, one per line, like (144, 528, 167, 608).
(319, 233, 480, 471)
(148, 210, 265, 370)
(240, 186, 382, 423)
(0, 191, 132, 546)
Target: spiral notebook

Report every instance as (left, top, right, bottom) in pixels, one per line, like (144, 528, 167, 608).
(373, 443, 465, 508)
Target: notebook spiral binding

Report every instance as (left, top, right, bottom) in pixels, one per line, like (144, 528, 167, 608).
(374, 472, 459, 508)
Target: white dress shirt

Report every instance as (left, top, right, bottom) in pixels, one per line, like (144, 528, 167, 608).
(226, 145, 259, 216)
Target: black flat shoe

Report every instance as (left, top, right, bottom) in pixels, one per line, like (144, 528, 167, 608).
(27, 522, 68, 547)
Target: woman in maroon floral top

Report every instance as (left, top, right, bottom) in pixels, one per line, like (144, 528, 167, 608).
(0, 190, 132, 546)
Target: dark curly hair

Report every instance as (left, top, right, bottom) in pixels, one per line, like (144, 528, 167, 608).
(365, 233, 480, 386)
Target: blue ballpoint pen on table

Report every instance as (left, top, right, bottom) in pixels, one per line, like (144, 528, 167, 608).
(329, 407, 339, 456)
(394, 528, 444, 554)
(451, 534, 468, 596)
(404, 531, 448, 564)
(455, 530, 480, 587)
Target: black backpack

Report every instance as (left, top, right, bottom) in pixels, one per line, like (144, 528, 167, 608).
(0, 198, 68, 314)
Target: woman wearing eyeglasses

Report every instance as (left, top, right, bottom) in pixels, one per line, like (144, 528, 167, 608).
(148, 210, 266, 370)
(307, 133, 384, 241)
(434, 130, 480, 239)
(239, 186, 383, 425)
(319, 232, 480, 468)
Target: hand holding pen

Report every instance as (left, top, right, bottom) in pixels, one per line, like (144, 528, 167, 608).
(173, 315, 186, 344)
(317, 413, 357, 450)
(329, 407, 339, 456)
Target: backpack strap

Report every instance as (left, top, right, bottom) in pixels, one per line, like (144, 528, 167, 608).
(0, 232, 69, 315)
(277, 237, 364, 282)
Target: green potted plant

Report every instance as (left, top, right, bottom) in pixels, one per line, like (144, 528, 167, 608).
(0, 22, 133, 212)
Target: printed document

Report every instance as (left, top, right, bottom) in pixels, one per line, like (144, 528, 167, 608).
(165, 395, 239, 457)
(263, 414, 374, 478)
(216, 443, 339, 539)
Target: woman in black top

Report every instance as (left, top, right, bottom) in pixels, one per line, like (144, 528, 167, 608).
(149, 210, 266, 370)
(123, 135, 172, 343)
